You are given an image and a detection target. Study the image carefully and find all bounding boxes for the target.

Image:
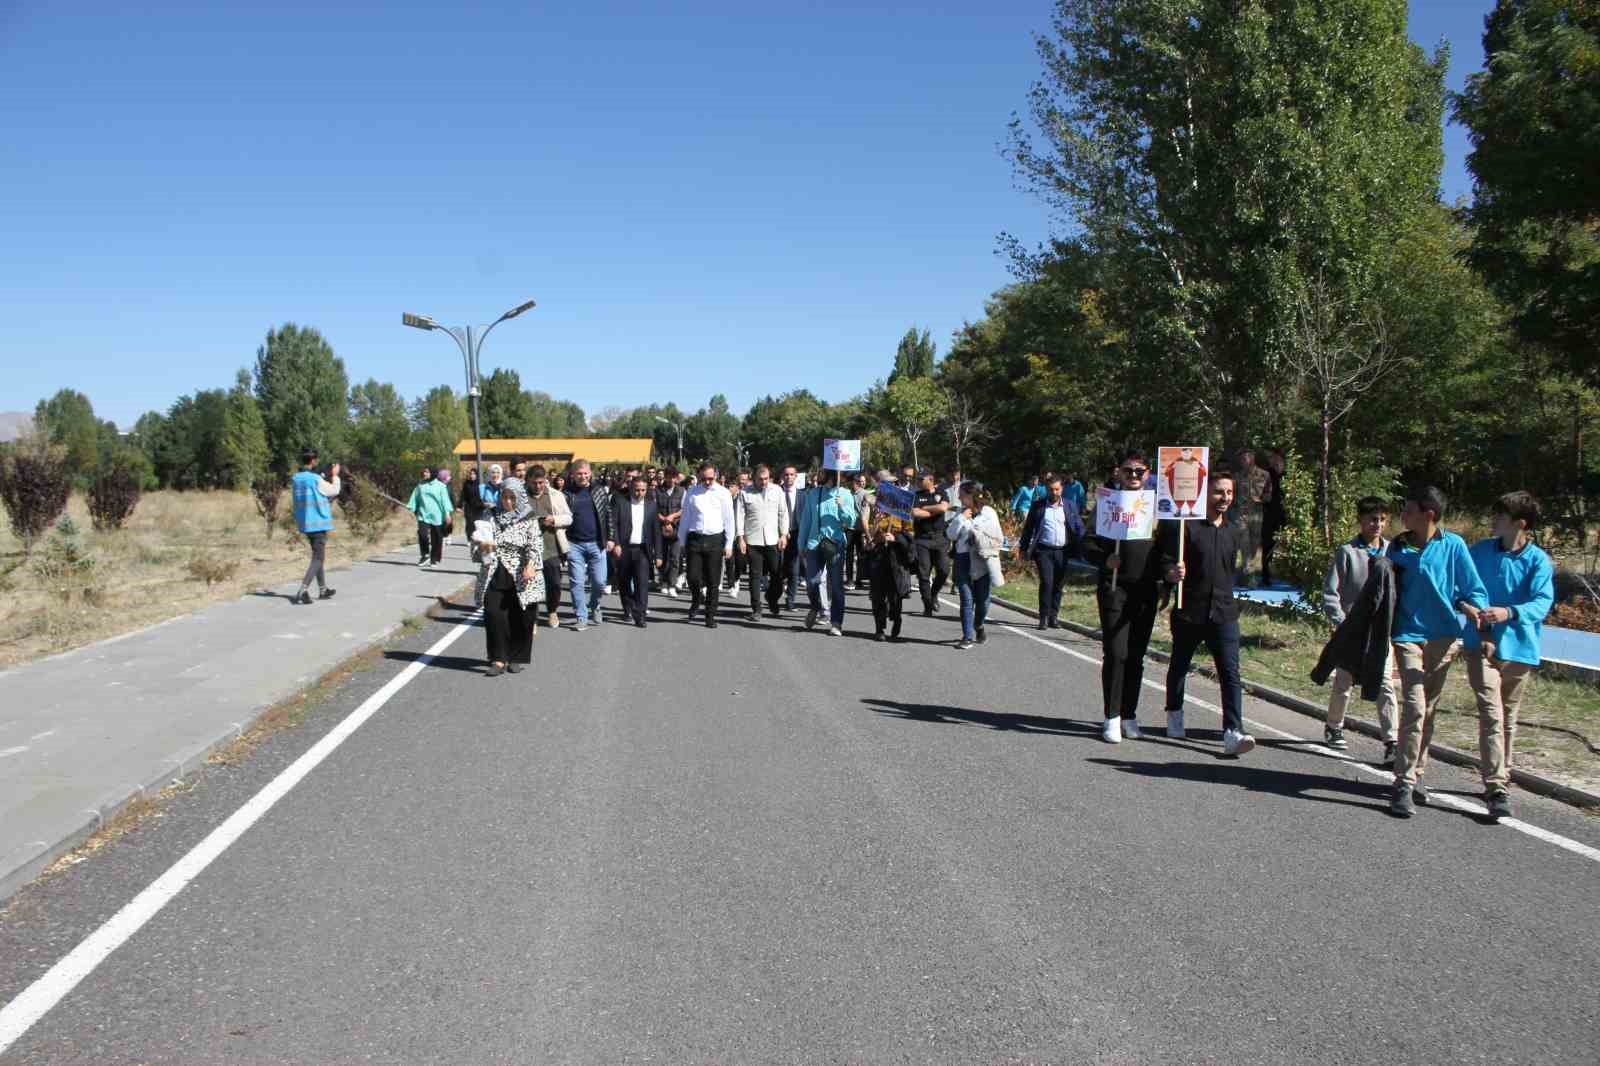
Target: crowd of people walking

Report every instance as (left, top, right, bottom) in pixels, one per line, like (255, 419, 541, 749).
(290, 446, 1556, 822)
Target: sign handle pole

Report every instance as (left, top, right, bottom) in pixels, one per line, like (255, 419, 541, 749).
(1176, 521, 1186, 611)
(1111, 540, 1120, 591)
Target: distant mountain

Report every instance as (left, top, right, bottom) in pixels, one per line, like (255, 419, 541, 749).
(0, 412, 32, 442)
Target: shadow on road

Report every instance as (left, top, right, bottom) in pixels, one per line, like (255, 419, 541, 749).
(1087, 757, 1388, 811)
(383, 650, 489, 674)
(862, 698, 1102, 738)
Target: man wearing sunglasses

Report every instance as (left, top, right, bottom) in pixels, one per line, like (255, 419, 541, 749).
(678, 461, 736, 627)
(1089, 449, 1165, 744)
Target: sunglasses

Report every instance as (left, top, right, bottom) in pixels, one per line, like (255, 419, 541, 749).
(1120, 466, 1148, 476)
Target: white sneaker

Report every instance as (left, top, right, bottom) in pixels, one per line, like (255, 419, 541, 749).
(1223, 729, 1257, 756)
(828, 625, 842, 637)
(1122, 717, 1143, 740)
(1166, 709, 1185, 739)
(666, 587, 678, 599)
(1101, 718, 1123, 744)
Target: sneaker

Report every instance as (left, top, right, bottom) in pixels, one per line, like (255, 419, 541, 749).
(1166, 709, 1186, 739)
(548, 612, 560, 629)
(574, 622, 589, 632)
(1324, 725, 1348, 750)
(1122, 717, 1142, 740)
(635, 619, 647, 629)
(1413, 782, 1429, 805)
(507, 663, 525, 674)
(1382, 740, 1398, 766)
(956, 639, 973, 650)
(418, 561, 432, 570)
(295, 590, 313, 605)
(806, 607, 820, 630)
(1102, 717, 1123, 744)
(746, 611, 761, 622)
(828, 625, 842, 637)
(1390, 786, 1415, 818)
(976, 626, 987, 645)
(318, 588, 337, 600)
(593, 608, 604, 625)
(1222, 729, 1256, 756)
(1486, 790, 1512, 821)
(485, 664, 505, 677)
(666, 587, 679, 599)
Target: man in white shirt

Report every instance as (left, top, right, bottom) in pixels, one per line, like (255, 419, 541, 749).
(677, 461, 737, 628)
(606, 474, 662, 627)
(739, 463, 791, 621)
(777, 463, 804, 613)
(1019, 475, 1076, 629)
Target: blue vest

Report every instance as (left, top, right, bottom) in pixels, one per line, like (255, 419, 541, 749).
(292, 470, 333, 533)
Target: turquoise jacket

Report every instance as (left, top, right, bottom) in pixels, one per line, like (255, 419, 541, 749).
(1461, 538, 1555, 666)
(291, 470, 334, 534)
(407, 480, 454, 526)
(1063, 480, 1086, 514)
(1386, 530, 1489, 643)
(798, 485, 858, 551)
(1010, 484, 1044, 517)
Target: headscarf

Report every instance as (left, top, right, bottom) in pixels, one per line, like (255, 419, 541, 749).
(488, 464, 503, 479)
(495, 477, 534, 529)
(435, 466, 451, 483)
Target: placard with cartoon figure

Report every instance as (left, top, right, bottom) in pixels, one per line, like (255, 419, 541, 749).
(1156, 445, 1209, 520)
(1094, 487, 1156, 540)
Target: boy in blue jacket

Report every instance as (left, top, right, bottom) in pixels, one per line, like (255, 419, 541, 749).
(1386, 485, 1489, 819)
(1464, 491, 1555, 822)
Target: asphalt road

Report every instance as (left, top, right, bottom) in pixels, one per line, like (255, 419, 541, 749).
(2, 585, 1598, 1064)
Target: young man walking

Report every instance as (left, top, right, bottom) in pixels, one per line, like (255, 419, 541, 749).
(1386, 485, 1489, 818)
(528, 465, 569, 628)
(678, 461, 736, 627)
(563, 459, 613, 631)
(798, 470, 858, 636)
(655, 468, 686, 596)
(1090, 451, 1161, 743)
(778, 464, 804, 613)
(1161, 468, 1257, 756)
(608, 473, 663, 627)
(1019, 474, 1083, 629)
(1320, 496, 1399, 754)
(291, 449, 340, 605)
(739, 463, 790, 621)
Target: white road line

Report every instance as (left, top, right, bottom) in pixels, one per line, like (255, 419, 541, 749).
(960, 603, 1600, 867)
(0, 612, 480, 1054)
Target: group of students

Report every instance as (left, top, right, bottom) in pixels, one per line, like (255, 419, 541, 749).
(301, 445, 1557, 821)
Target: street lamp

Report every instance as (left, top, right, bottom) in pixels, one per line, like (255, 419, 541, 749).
(655, 415, 685, 468)
(402, 299, 536, 480)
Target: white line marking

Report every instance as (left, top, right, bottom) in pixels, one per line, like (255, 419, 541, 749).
(0, 612, 479, 1054)
(0, 747, 28, 758)
(958, 602, 1600, 867)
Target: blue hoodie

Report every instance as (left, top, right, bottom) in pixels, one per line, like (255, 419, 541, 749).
(1386, 529, 1489, 643)
(1461, 538, 1555, 666)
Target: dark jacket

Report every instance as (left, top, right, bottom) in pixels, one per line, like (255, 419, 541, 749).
(1311, 556, 1397, 701)
(1157, 518, 1242, 625)
(563, 483, 614, 545)
(609, 493, 663, 559)
(1018, 496, 1085, 558)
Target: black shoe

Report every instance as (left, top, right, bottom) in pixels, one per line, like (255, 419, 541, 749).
(874, 630, 886, 642)
(746, 612, 761, 622)
(1486, 790, 1512, 821)
(507, 663, 525, 674)
(1049, 617, 1062, 629)
(923, 606, 934, 618)
(1413, 782, 1430, 806)
(1036, 618, 1048, 630)
(318, 588, 337, 600)
(891, 618, 903, 641)
(976, 626, 987, 645)
(768, 607, 782, 619)
(295, 590, 313, 605)
(635, 619, 647, 629)
(688, 606, 700, 620)
(1324, 725, 1347, 750)
(1390, 786, 1414, 818)
(1382, 741, 1397, 766)
(706, 619, 718, 629)
(486, 664, 505, 677)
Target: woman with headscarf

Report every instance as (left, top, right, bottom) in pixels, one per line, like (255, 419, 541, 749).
(478, 477, 544, 676)
(406, 465, 453, 569)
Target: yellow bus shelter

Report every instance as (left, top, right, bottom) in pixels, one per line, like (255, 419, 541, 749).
(452, 438, 655, 472)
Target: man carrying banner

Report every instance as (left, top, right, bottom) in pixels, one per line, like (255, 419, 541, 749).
(1085, 451, 1163, 743)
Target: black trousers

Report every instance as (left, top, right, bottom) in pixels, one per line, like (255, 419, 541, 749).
(747, 543, 782, 613)
(914, 538, 950, 610)
(686, 533, 725, 614)
(618, 544, 652, 620)
(723, 546, 747, 588)
(416, 521, 443, 564)
(300, 531, 328, 591)
(1035, 546, 1068, 621)
(846, 528, 865, 584)
(869, 548, 907, 633)
(542, 556, 562, 616)
(659, 538, 683, 587)
(1166, 616, 1245, 735)
(483, 573, 533, 664)
(780, 535, 802, 607)
(1098, 584, 1158, 720)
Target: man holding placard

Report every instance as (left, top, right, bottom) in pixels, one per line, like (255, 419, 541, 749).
(1086, 450, 1162, 743)
(1159, 465, 1256, 756)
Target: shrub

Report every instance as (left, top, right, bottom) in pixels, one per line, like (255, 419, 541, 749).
(87, 466, 143, 531)
(338, 472, 395, 545)
(31, 524, 97, 603)
(0, 452, 73, 548)
(186, 551, 240, 586)
(252, 474, 285, 539)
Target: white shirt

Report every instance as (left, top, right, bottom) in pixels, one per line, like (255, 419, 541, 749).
(628, 499, 645, 545)
(783, 485, 800, 533)
(741, 483, 790, 546)
(1039, 501, 1067, 547)
(678, 482, 737, 549)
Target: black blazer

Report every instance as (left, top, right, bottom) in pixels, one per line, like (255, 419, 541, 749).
(610, 494, 664, 559)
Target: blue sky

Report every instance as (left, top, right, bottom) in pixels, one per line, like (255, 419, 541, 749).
(0, 1, 1488, 429)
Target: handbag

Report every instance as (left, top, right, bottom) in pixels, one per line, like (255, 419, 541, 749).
(816, 535, 840, 565)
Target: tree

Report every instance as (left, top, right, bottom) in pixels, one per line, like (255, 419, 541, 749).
(685, 394, 741, 468)
(882, 377, 948, 469)
(220, 369, 270, 490)
(477, 368, 538, 437)
(739, 391, 833, 468)
(34, 389, 100, 478)
(0, 422, 73, 547)
(1455, 0, 1600, 378)
(888, 327, 936, 385)
(347, 378, 414, 497)
(1007, 0, 1446, 448)
(943, 388, 996, 473)
(410, 385, 470, 469)
(253, 323, 349, 473)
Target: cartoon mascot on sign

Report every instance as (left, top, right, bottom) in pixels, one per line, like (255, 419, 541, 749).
(1164, 447, 1206, 518)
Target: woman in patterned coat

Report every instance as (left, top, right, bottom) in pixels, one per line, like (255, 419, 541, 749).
(479, 478, 544, 676)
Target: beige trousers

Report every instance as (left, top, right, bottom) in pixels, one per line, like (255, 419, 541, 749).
(1326, 647, 1398, 741)
(1466, 646, 1533, 793)
(1392, 638, 1461, 788)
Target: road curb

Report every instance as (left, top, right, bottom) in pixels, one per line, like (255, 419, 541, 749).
(0, 580, 478, 904)
(986, 592, 1600, 811)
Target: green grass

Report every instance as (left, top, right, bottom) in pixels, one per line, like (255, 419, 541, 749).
(995, 568, 1600, 797)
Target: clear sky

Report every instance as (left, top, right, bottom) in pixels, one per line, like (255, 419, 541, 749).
(0, 1, 1489, 429)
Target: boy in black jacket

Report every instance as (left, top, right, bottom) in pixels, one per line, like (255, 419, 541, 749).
(1087, 450, 1164, 744)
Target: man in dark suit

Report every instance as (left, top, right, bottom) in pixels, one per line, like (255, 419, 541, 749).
(608, 473, 664, 628)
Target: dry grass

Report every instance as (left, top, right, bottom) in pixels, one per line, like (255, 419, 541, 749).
(995, 569, 1600, 798)
(0, 489, 414, 670)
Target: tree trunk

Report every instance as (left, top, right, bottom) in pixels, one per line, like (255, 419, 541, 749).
(1319, 401, 1333, 547)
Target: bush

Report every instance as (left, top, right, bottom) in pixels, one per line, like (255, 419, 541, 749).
(338, 472, 395, 545)
(87, 466, 143, 531)
(32, 524, 97, 604)
(252, 474, 285, 539)
(186, 551, 240, 586)
(0, 452, 73, 547)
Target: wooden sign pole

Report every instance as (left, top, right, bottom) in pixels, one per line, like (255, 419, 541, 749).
(1176, 520, 1186, 610)
(1111, 540, 1121, 591)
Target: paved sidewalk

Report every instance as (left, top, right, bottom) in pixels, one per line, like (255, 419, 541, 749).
(0, 540, 481, 901)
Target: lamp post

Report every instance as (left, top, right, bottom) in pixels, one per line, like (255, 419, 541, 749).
(402, 299, 535, 480)
(655, 415, 685, 468)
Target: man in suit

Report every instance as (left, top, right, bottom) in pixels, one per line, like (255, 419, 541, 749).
(777, 463, 803, 613)
(655, 468, 687, 597)
(608, 473, 664, 628)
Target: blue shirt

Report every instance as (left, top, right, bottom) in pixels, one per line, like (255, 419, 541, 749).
(1386, 530, 1489, 643)
(291, 470, 333, 534)
(798, 486, 858, 551)
(1462, 538, 1555, 666)
(1063, 480, 1086, 514)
